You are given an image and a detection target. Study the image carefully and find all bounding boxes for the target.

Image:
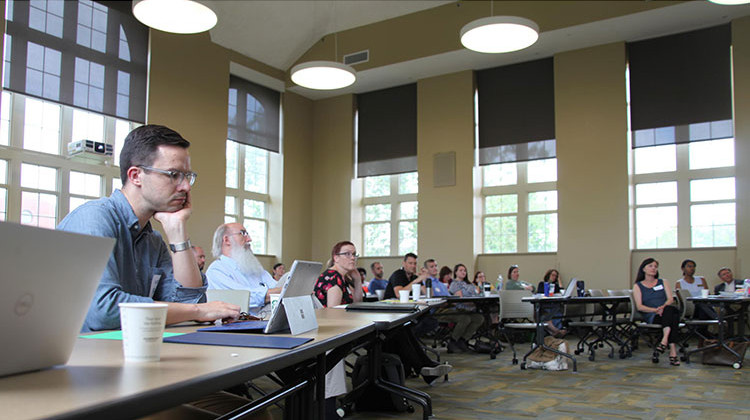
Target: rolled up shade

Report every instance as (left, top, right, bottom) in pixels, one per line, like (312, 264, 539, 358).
(477, 57, 555, 165)
(227, 75, 281, 153)
(3, 0, 148, 123)
(628, 24, 732, 148)
(356, 83, 417, 178)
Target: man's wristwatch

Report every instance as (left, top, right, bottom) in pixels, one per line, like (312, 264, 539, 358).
(169, 239, 192, 253)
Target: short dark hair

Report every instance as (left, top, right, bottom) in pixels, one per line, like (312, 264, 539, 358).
(680, 259, 696, 270)
(507, 264, 519, 279)
(120, 125, 190, 184)
(404, 252, 418, 261)
(370, 261, 381, 270)
(357, 267, 367, 277)
(273, 263, 284, 270)
(424, 259, 436, 268)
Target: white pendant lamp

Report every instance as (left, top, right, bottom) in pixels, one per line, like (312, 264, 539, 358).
(291, 61, 357, 90)
(132, 0, 217, 34)
(460, 15, 539, 53)
(708, 0, 750, 5)
(291, 33, 356, 90)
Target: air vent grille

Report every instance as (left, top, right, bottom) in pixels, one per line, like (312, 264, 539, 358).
(343, 50, 369, 66)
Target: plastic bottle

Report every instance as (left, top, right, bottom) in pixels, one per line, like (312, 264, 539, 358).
(496, 275, 503, 291)
(744, 279, 750, 297)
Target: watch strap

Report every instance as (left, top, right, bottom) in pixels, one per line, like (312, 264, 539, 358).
(169, 239, 192, 253)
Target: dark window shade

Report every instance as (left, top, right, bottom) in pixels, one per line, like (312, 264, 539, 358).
(227, 75, 280, 153)
(356, 83, 417, 178)
(477, 58, 555, 165)
(628, 24, 732, 148)
(4, 0, 148, 123)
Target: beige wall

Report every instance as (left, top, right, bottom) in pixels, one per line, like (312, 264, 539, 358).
(310, 95, 355, 264)
(417, 71, 475, 273)
(554, 43, 630, 289)
(147, 32, 229, 260)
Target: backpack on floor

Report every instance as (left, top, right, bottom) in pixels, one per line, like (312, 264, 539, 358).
(351, 352, 410, 412)
(527, 336, 569, 371)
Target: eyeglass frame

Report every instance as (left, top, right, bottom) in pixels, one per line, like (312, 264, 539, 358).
(139, 165, 198, 186)
(335, 252, 359, 259)
(227, 229, 250, 238)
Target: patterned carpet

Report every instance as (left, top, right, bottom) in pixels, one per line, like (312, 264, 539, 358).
(341, 337, 750, 420)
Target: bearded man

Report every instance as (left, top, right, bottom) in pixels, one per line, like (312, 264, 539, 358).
(206, 222, 283, 315)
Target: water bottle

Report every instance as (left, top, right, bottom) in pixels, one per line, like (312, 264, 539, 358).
(496, 275, 503, 291)
(744, 279, 750, 297)
(543, 281, 550, 297)
(425, 278, 432, 298)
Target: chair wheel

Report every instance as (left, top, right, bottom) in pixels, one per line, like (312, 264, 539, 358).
(574, 350, 581, 355)
(733, 362, 741, 369)
(589, 354, 595, 361)
(652, 355, 659, 363)
(512, 358, 518, 365)
(520, 362, 526, 370)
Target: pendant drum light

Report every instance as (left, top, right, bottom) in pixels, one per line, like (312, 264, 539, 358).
(460, 1, 538, 54)
(291, 33, 356, 90)
(132, 0, 218, 34)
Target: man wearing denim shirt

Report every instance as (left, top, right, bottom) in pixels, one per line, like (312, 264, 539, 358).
(58, 125, 240, 332)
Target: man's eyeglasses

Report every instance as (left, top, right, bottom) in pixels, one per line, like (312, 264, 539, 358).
(336, 252, 359, 258)
(228, 230, 250, 238)
(139, 166, 197, 186)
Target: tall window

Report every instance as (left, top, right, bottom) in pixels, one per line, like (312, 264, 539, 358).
(632, 139, 735, 248)
(628, 25, 734, 249)
(0, 91, 139, 228)
(225, 140, 270, 254)
(362, 172, 418, 257)
(482, 159, 557, 253)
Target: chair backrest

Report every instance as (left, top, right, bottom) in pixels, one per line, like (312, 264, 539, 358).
(588, 289, 606, 315)
(607, 289, 632, 316)
(499, 290, 534, 320)
(206, 289, 250, 312)
(675, 289, 695, 319)
(627, 290, 643, 322)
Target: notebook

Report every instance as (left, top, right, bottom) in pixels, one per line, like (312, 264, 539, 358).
(199, 260, 322, 335)
(0, 221, 115, 377)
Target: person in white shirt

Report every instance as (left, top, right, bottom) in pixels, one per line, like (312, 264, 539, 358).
(206, 222, 283, 316)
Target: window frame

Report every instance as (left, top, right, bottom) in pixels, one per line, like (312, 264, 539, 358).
(361, 172, 418, 257)
(0, 91, 137, 228)
(480, 158, 558, 254)
(631, 139, 736, 249)
(224, 140, 271, 255)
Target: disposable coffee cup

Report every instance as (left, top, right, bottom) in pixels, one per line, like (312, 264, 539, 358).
(119, 302, 168, 362)
(412, 283, 421, 301)
(375, 289, 385, 300)
(270, 293, 281, 313)
(701, 289, 709, 298)
(399, 290, 411, 303)
(484, 283, 492, 297)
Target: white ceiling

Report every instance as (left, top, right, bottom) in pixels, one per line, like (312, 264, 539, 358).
(207, 1, 750, 100)
(209, 1, 452, 70)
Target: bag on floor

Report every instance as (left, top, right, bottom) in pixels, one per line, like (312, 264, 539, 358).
(351, 352, 409, 412)
(527, 336, 569, 371)
(701, 340, 749, 366)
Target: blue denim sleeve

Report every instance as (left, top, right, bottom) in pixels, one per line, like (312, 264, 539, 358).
(58, 203, 152, 332)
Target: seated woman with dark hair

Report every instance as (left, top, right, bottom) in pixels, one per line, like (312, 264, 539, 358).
(632, 258, 681, 366)
(316, 241, 451, 390)
(448, 264, 479, 297)
(505, 265, 534, 292)
(536, 269, 567, 338)
(438, 266, 453, 286)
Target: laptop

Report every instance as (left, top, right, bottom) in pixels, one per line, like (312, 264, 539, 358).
(199, 260, 322, 335)
(562, 278, 579, 297)
(0, 221, 115, 377)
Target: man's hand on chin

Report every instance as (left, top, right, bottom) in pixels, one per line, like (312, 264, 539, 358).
(154, 192, 192, 240)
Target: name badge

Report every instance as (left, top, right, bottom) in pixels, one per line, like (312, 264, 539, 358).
(653, 284, 664, 291)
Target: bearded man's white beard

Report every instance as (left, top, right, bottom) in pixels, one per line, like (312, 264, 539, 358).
(230, 245, 265, 278)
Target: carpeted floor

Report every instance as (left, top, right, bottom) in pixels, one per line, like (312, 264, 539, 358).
(338, 337, 750, 419)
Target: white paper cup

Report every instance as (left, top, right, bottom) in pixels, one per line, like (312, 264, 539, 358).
(701, 289, 709, 298)
(119, 303, 168, 362)
(399, 290, 411, 303)
(270, 293, 281, 313)
(484, 290, 492, 297)
(412, 284, 421, 301)
(375, 289, 385, 300)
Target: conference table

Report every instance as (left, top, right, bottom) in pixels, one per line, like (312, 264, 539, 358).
(520, 295, 631, 371)
(685, 295, 750, 368)
(0, 308, 424, 420)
